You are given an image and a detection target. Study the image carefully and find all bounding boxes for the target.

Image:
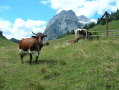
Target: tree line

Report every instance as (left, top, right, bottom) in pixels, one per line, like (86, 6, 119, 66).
(0, 30, 3, 36)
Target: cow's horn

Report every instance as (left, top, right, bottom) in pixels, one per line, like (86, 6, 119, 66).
(31, 31, 37, 35)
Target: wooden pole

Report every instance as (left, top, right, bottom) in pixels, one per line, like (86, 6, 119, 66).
(86, 30, 88, 39)
(106, 13, 108, 37)
(97, 11, 115, 38)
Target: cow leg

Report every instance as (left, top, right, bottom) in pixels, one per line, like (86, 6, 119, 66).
(75, 38, 79, 42)
(19, 53, 24, 64)
(35, 51, 39, 64)
(29, 54, 32, 65)
(36, 56, 38, 64)
(77, 38, 80, 42)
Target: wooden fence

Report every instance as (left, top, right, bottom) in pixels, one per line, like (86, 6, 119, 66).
(86, 30, 119, 38)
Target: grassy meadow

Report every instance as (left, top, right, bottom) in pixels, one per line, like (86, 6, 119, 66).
(0, 20, 119, 89)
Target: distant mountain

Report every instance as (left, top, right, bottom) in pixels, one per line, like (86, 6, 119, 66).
(10, 38, 19, 43)
(78, 15, 91, 25)
(44, 10, 80, 41)
(43, 10, 91, 41)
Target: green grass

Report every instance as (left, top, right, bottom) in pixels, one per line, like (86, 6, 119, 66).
(0, 36, 16, 47)
(0, 20, 119, 89)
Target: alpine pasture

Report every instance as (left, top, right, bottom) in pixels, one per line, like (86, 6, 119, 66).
(0, 20, 119, 89)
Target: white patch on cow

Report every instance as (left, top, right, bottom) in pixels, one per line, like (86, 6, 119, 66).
(34, 51, 39, 57)
(28, 49, 31, 53)
(19, 49, 29, 54)
(19, 49, 39, 57)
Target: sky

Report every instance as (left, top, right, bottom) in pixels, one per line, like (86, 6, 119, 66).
(0, 0, 119, 40)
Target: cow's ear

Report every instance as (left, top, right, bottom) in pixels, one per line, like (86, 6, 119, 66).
(32, 36, 36, 38)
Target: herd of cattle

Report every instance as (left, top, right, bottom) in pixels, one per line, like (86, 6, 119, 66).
(19, 29, 92, 65)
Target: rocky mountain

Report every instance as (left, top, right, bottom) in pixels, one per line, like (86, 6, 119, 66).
(44, 10, 91, 41)
(44, 10, 80, 41)
(78, 15, 91, 25)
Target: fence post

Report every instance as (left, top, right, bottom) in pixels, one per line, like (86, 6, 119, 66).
(106, 13, 108, 37)
(86, 30, 88, 39)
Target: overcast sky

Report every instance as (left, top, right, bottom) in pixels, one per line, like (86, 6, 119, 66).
(0, 0, 119, 39)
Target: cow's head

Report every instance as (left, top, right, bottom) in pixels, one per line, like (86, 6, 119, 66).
(32, 31, 47, 43)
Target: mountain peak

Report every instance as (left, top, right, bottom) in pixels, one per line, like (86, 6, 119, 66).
(44, 10, 79, 41)
(59, 10, 75, 15)
(57, 10, 77, 21)
(78, 15, 91, 25)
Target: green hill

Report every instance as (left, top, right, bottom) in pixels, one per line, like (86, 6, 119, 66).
(90, 20, 119, 32)
(0, 35, 17, 47)
(0, 20, 119, 89)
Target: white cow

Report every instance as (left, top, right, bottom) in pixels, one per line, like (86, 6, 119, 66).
(74, 29, 92, 42)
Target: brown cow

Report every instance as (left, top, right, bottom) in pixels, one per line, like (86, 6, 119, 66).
(19, 31, 48, 65)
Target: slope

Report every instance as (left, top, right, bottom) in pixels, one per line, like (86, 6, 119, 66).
(0, 20, 119, 89)
(90, 20, 119, 31)
(0, 35, 17, 47)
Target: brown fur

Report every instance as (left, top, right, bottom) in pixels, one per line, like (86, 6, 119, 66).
(19, 33, 47, 65)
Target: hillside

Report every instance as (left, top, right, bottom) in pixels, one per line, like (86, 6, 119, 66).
(0, 20, 119, 89)
(0, 35, 17, 47)
(90, 20, 119, 31)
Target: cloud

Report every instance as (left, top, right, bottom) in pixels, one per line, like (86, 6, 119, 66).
(0, 18, 47, 39)
(76, 1, 97, 18)
(40, 0, 51, 5)
(90, 19, 97, 23)
(41, 0, 119, 18)
(0, 18, 12, 33)
(0, 6, 10, 12)
(50, 0, 86, 10)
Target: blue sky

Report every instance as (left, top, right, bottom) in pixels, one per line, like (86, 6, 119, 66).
(0, 0, 56, 23)
(0, 0, 119, 39)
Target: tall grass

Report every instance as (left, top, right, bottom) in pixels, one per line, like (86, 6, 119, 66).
(0, 35, 119, 89)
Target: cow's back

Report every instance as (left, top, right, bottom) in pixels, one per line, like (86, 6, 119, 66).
(19, 38, 37, 51)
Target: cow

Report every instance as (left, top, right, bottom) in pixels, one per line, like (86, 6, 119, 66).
(74, 29, 92, 42)
(19, 31, 48, 65)
(68, 40, 76, 43)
